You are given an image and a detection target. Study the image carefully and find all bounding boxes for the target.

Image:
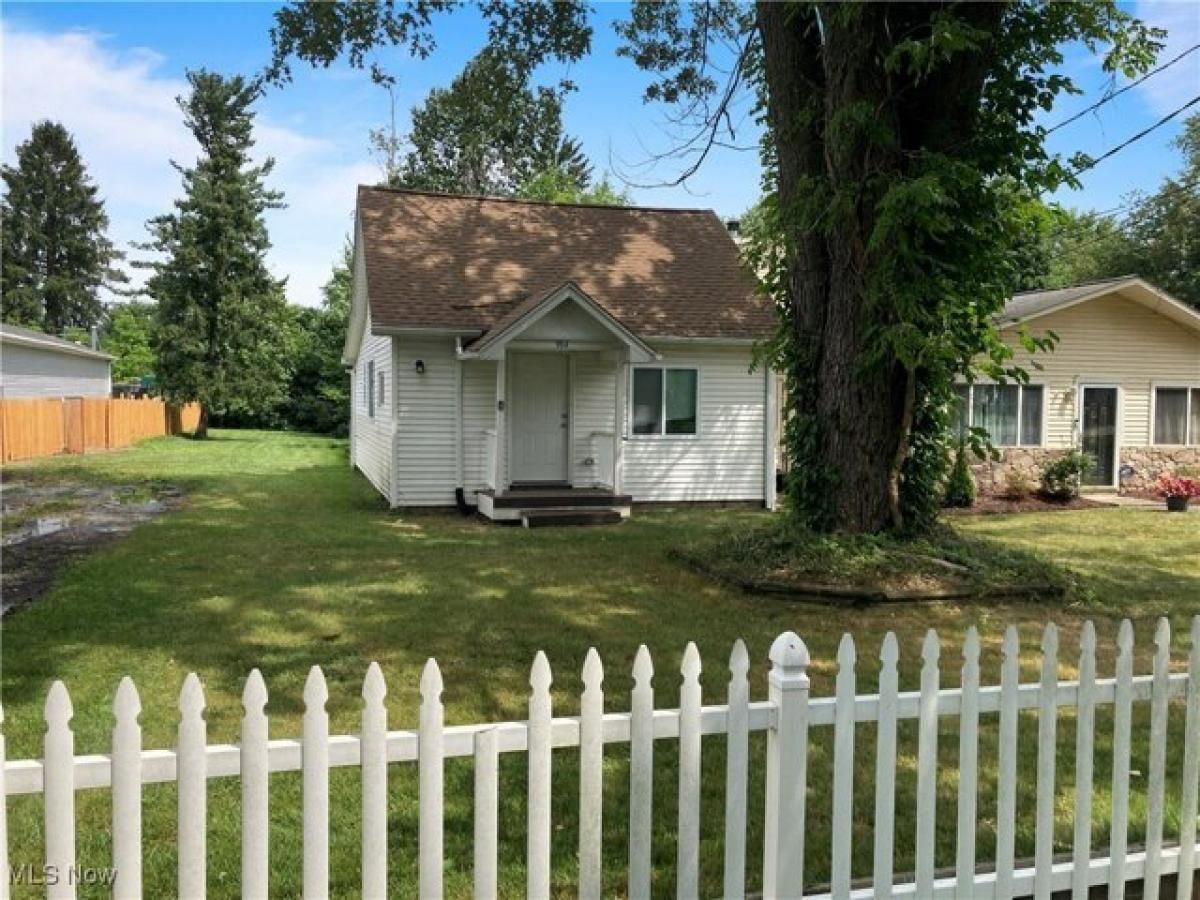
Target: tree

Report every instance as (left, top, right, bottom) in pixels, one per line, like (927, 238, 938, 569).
(283, 244, 352, 436)
(268, 1, 1161, 534)
(141, 71, 293, 439)
(516, 168, 630, 205)
(103, 301, 158, 382)
(388, 50, 591, 195)
(1, 121, 124, 333)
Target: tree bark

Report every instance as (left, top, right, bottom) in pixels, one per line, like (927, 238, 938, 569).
(194, 405, 209, 440)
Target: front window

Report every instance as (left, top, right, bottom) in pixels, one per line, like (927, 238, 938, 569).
(953, 383, 1043, 447)
(1154, 387, 1199, 445)
(632, 367, 698, 436)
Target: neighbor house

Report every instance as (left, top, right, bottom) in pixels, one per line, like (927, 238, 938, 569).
(0, 323, 113, 399)
(961, 276, 1200, 493)
(344, 187, 778, 523)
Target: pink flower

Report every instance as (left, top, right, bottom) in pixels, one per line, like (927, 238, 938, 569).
(1155, 475, 1200, 499)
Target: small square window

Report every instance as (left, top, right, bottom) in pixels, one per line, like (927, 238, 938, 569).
(631, 367, 698, 436)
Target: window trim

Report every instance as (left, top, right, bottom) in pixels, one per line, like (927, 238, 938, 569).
(1150, 382, 1200, 446)
(367, 360, 376, 418)
(628, 364, 701, 439)
(953, 381, 1046, 448)
(377, 369, 386, 413)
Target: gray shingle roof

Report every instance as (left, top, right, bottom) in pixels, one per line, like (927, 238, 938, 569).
(0, 323, 113, 360)
(1000, 276, 1138, 324)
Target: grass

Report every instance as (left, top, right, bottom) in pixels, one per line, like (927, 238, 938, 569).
(1, 430, 1197, 898)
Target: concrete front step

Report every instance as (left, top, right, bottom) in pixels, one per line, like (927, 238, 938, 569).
(520, 507, 624, 528)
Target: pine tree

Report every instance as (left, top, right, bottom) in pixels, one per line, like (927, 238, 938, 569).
(1, 121, 123, 332)
(141, 71, 292, 439)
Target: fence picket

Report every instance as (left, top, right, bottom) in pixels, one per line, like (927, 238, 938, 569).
(1109, 620, 1135, 900)
(995, 625, 1020, 899)
(45, 681, 75, 900)
(954, 627, 980, 898)
(579, 649, 604, 900)
(241, 670, 269, 900)
(763, 632, 811, 899)
(178, 673, 207, 900)
(302, 667, 330, 900)
(1033, 624, 1059, 900)
(677, 643, 702, 899)
(112, 677, 143, 900)
(0, 700, 6, 900)
(723, 639, 750, 900)
(361, 663, 388, 900)
(1071, 622, 1097, 900)
(915, 630, 940, 897)
(873, 634, 899, 900)
(1143, 619, 1171, 900)
(1177, 616, 1200, 900)
(527, 652, 553, 900)
(419, 659, 444, 900)
(629, 645, 654, 900)
(473, 728, 498, 900)
(831, 634, 856, 899)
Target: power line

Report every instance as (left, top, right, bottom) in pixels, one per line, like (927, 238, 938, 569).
(1066, 93, 1200, 180)
(1046, 42, 1200, 135)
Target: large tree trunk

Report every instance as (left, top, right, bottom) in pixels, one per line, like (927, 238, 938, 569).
(194, 405, 209, 440)
(755, 3, 1002, 533)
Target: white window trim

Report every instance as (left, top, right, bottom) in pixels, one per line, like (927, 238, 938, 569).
(1149, 382, 1200, 447)
(1075, 382, 1123, 490)
(367, 359, 376, 418)
(628, 364, 701, 439)
(954, 381, 1046, 447)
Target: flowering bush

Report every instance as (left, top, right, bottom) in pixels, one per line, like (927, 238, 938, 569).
(1155, 475, 1200, 499)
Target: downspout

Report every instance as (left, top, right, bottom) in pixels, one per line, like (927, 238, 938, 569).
(454, 337, 470, 514)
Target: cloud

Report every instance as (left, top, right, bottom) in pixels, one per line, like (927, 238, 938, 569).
(1133, 1, 1200, 116)
(1, 24, 368, 306)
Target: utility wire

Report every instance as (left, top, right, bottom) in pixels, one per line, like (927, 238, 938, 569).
(1066, 93, 1200, 180)
(1046, 42, 1200, 135)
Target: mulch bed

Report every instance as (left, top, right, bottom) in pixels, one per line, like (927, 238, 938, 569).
(943, 495, 1109, 516)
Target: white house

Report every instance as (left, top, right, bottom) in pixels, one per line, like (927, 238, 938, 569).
(0, 323, 113, 399)
(344, 187, 778, 524)
(963, 276, 1200, 493)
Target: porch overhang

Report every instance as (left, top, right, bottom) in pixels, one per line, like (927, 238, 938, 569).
(456, 281, 658, 363)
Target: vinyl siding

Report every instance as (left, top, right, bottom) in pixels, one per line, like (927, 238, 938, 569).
(622, 345, 766, 501)
(350, 306, 395, 503)
(571, 351, 619, 486)
(1001, 291, 1200, 448)
(394, 336, 458, 506)
(463, 359, 497, 494)
(0, 343, 111, 398)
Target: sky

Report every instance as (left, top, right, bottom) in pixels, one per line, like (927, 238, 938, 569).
(2, 2, 1198, 308)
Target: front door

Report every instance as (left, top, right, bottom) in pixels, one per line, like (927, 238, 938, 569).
(1080, 386, 1118, 487)
(510, 353, 569, 483)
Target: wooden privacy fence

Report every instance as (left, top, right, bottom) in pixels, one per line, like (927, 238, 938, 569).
(0, 398, 200, 462)
(2, 618, 1198, 899)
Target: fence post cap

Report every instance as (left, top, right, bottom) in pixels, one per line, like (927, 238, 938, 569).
(769, 631, 809, 671)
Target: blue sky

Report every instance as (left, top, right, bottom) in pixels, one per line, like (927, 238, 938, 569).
(2, 2, 1197, 307)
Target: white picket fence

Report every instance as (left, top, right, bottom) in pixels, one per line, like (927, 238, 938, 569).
(2, 617, 1198, 899)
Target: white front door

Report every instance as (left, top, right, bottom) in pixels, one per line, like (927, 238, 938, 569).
(510, 353, 569, 483)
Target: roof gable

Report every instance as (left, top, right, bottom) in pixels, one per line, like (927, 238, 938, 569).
(355, 187, 772, 341)
(1002, 277, 1200, 337)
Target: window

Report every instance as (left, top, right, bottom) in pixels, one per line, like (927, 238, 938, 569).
(631, 367, 698, 436)
(1154, 386, 1200, 445)
(953, 383, 1043, 446)
(367, 360, 376, 417)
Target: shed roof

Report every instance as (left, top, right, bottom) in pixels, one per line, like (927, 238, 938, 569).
(0, 324, 113, 361)
(355, 187, 773, 341)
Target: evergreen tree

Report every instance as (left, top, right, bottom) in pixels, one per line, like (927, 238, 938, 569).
(102, 301, 158, 382)
(1, 121, 123, 332)
(141, 71, 292, 439)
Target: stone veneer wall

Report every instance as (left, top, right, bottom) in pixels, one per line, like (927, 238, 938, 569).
(970, 446, 1200, 495)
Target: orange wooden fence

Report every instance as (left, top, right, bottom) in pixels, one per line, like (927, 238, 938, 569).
(0, 398, 201, 463)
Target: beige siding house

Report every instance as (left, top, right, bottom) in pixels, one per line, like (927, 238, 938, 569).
(345, 188, 778, 524)
(964, 277, 1200, 493)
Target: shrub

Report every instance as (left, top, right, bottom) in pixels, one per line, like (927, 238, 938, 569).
(943, 443, 977, 508)
(1039, 451, 1094, 501)
(1001, 468, 1035, 501)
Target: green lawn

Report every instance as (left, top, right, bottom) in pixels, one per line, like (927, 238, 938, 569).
(2, 431, 1197, 898)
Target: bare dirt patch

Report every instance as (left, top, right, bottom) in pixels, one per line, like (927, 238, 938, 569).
(1, 475, 184, 615)
(942, 494, 1109, 516)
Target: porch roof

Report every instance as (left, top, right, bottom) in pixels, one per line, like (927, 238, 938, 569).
(459, 281, 658, 362)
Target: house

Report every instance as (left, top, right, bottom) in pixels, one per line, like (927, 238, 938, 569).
(344, 187, 778, 523)
(962, 276, 1200, 493)
(0, 323, 113, 399)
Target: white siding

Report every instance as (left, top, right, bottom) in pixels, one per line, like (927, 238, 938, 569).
(350, 306, 395, 503)
(1001, 291, 1200, 447)
(463, 360, 498, 494)
(622, 345, 766, 502)
(394, 337, 459, 506)
(0, 343, 111, 398)
(571, 352, 618, 486)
